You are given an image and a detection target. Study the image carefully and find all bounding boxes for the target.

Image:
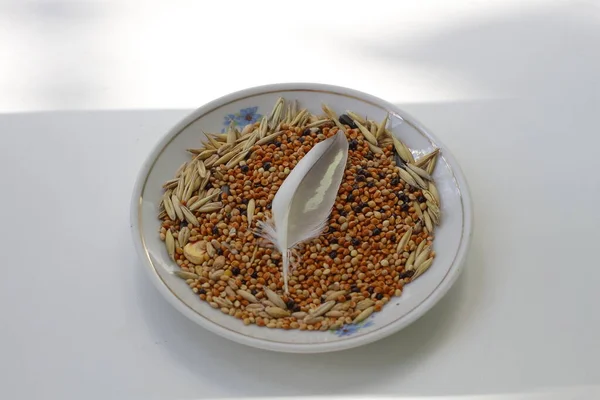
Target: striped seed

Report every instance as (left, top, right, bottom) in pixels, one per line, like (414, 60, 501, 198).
(203, 154, 219, 168)
(406, 162, 432, 181)
(353, 119, 377, 145)
(427, 208, 440, 225)
(247, 199, 255, 226)
(426, 152, 438, 175)
(321, 104, 346, 132)
(265, 288, 287, 309)
(175, 162, 187, 178)
(266, 306, 290, 318)
(198, 149, 217, 160)
(412, 257, 434, 280)
(196, 160, 207, 178)
(396, 228, 413, 252)
(165, 230, 175, 261)
(310, 301, 336, 317)
(325, 290, 347, 302)
(256, 130, 283, 146)
(415, 148, 439, 168)
(353, 306, 374, 324)
(178, 227, 190, 248)
(197, 202, 223, 213)
(305, 119, 330, 128)
(392, 137, 415, 163)
(162, 178, 179, 189)
(225, 151, 249, 168)
(356, 299, 374, 311)
(238, 290, 259, 303)
(346, 111, 366, 125)
(423, 210, 433, 232)
(175, 270, 198, 280)
(163, 193, 176, 220)
(175, 177, 185, 200)
(171, 194, 184, 221)
(414, 246, 431, 269)
(405, 166, 428, 189)
(376, 114, 389, 139)
(181, 206, 199, 226)
(415, 240, 427, 258)
(406, 251, 416, 271)
(428, 182, 441, 205)
(413, 200, 424, 221)
(397, 167, 417, 187)
(367, 142, 384, 154)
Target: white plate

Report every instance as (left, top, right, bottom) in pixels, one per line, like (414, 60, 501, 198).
(130, 83, 473, 353)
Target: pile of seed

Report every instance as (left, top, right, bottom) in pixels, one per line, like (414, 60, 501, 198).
(158, 99, 441, 331)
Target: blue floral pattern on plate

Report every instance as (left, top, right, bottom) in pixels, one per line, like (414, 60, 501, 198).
(221, 107, 262, 132)
(331, 315, 375, 337)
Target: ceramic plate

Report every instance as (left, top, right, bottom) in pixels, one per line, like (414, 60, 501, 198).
(130, 83, 473, 353)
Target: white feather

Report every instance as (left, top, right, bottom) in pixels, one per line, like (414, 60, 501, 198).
(259, 131, 349, 293)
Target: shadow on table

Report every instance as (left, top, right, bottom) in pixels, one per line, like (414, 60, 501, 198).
(356, 1, 599, 104)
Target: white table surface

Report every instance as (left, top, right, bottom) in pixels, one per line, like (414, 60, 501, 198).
(1, 1, 599, 399)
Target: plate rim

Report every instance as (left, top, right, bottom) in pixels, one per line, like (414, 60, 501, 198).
(130, 82, 474, 353)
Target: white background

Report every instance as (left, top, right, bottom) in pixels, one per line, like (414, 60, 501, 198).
(1, 0, 600, 398)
